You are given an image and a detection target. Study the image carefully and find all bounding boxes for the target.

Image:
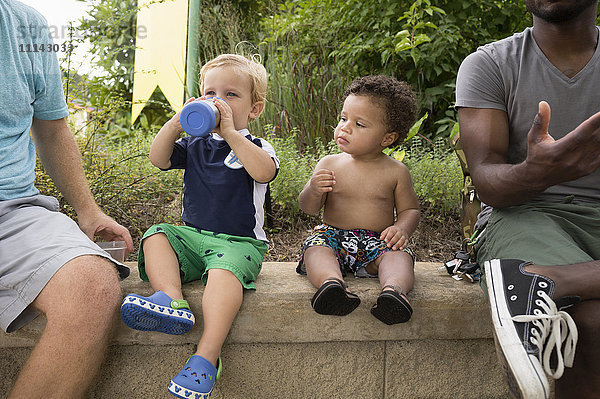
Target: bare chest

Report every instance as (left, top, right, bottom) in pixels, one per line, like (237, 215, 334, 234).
(331, 168, 396, 201)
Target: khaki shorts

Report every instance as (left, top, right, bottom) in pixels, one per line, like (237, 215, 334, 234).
(0, 195, 129, 333)
(476, 200, 600, 266)
(138, 224, 268, 290)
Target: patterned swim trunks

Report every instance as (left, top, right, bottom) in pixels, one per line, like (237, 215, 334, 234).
(296, 224, 414, 277)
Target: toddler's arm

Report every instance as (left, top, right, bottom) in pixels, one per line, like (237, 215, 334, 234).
(380, 209, 420, 250)
(380, 165, 420, 250)
(299, 158, 336, 215)
(212, 98, 277, 183)
(149, 98, 195, 169)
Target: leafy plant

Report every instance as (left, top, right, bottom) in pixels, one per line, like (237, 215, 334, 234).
(265, 0, 530, 141)
(35, 122, 183, 251)
(267, 126, 337, 219)
(403, 137, 462, 218)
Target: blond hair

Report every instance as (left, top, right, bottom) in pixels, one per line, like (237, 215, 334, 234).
(199, 54, 267, 106)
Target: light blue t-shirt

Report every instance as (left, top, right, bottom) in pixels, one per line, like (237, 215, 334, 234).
(0, 0, 69, 200)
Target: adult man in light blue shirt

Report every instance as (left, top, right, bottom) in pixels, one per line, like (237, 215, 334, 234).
(1, 1, 134, 397)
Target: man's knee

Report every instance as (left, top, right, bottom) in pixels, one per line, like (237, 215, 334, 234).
(66, 256, 122, 309)
(35, 256, 122, 324)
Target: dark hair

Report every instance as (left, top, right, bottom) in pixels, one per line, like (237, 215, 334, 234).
(342, 75, 417, 147)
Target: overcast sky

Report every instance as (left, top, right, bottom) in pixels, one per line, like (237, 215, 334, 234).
(20, 0, 89, 35)
(19, 0, 94, 73)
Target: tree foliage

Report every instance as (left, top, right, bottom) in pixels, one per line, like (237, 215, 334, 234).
(76, 0, 172, 135)
(266, 0, 529, 140)
(75, 0, 531, 143)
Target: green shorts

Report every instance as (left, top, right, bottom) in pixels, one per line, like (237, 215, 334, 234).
(138, 224, 268, 290)
(475, 200, 600, 266)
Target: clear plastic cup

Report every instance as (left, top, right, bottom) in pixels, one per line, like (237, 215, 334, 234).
(97, 241, 126, 262)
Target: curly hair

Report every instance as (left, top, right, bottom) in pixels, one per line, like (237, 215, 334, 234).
(342, 75, 417, 147)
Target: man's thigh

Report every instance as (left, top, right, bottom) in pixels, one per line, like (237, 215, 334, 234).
(31, 254, 120, 321)
(476, 201, 600, 266)
(0, 195, 126, 333)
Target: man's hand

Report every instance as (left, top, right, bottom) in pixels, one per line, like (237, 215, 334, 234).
(78, 209, 134, 256)
(524, 101, 600, 186)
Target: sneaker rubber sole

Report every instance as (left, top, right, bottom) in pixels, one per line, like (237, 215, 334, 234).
(485, 259, 550, 399)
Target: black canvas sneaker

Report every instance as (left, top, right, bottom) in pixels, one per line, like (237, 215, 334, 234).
(484, 259, 579, 399)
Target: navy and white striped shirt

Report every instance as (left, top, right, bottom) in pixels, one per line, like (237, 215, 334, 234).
(168, 129, 279, 242)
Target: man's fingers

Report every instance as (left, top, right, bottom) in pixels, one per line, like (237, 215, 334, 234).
(577, 110, 600, 135)
(529, 101, 552, 144)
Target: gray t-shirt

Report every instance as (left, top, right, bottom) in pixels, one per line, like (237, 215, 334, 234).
(0, 0, 69, 200)
(456, 27, 600, 203)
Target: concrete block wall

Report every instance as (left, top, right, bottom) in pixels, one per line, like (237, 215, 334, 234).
(1, 262, 513, 398)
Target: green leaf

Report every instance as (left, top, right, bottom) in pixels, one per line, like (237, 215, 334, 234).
(413, 33, 431, 47)
(391, 149, 406, 161)
(449, 121, 460, 140)
(395, 38, 412, 52)
(405, 113, 428, 142)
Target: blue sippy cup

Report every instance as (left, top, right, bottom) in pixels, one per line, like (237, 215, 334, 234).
(179, 99, 220, 137)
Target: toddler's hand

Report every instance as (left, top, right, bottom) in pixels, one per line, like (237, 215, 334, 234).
(309, 169, 335, 193)
(210, 97, 236, 136)
(380, 226, 409, 251)
(171, 97, 197, 133)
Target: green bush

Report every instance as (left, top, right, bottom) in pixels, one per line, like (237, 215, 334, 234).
(264, 0, 529, 141)
(35, 126, 183, 249)
(403, 138, 462, 218)
(267, 127, 337, 220)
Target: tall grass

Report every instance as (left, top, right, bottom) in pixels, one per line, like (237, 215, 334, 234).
(190, 2, 349, 151)
(194, 3, 246, 65)
(258, 31, 350, 151)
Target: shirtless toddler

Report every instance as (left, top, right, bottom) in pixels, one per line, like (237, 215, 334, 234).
(298, 75, 420, 324)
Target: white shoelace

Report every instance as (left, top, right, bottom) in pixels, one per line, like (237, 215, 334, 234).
(512, 291, 578, 379)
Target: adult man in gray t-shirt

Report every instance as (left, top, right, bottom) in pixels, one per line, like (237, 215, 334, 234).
(456, 1, 600, 398)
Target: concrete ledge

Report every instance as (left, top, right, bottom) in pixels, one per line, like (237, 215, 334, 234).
(1, 262, 511, 398)
(1, 262, 492, 347)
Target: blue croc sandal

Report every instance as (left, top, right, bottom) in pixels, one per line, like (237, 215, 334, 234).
(120, 291, 195, 335)
(169, 355, 222, 399)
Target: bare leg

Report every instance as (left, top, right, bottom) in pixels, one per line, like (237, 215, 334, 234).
(143, 233, 184, 300)
(303, 246, 344, 289)
(303, 246, 360, 316)
(522, 261, 600, 399)
(194, 268, 243, 366)
(554, 300, 600, 399)
(8, 256, 121, 399)
(524, 260, 600, 300)
(371, 251, 415, 294)
(368, 251, 415, 324)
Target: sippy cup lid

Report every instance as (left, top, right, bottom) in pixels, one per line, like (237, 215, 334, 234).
(180, 101, 217, 137)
